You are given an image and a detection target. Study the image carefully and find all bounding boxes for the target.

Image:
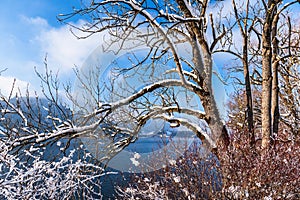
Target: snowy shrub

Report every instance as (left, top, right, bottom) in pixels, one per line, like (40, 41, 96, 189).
(0, 139, 111, 200)
(117, 139, 222, 199)
(117, 128, 299, 199)
(219, 128, 300, 199)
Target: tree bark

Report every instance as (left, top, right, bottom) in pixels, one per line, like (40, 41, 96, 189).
(243, 42, 255, 145)
(271, 8, 280, 137)
(176, 0, 229, 150)
(261, 3, 274, 150)
(271, 60, 279, 136)
(241, 30, 254, 145)
(232, 0, 254, 144)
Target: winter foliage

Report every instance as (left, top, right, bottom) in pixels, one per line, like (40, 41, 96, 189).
(1, 0, 300, 199)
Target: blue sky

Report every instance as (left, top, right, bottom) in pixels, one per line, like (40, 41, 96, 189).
(0, 0, 230, 102)
(0, 0, 99, 96)
(0, 0, 298, 100)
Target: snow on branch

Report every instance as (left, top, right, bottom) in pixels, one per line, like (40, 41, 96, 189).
(154, 114, 216, 148)
(0, 138, 112, 199)
(1, 96, 28, 127)
(90, 79, 204, 118)
(138, 106, 206, 125)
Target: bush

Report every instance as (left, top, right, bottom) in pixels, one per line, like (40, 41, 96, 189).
(219, 128, 300, 199)
(118, 129, 300, 199)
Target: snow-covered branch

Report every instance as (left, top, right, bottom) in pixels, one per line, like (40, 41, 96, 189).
(154, 114, 216, 148)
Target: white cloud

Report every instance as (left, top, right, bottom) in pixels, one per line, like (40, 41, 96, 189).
(208, 0, 233, 17)
(21, 15, 49, 28)
(0, 15, 101, 98)
(36, 20, 100, 74)
(0, 76, 33, 97)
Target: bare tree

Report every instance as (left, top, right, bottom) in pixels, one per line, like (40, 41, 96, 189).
(212, 0, 299, 149)
(213, 0, 257, 144)
(279, 19, 300, 136)
(260, 0, 299, 149)
(59, 0, 230, 157)
(0, 71, 111, 199)
(1, 0, 299, 198)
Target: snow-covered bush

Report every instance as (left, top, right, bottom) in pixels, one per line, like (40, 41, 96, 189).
(0, 88, 111, 199)
(116, 139, 222, 199)
(0, 138, 109, 199)
(117, 127, 300, 199)
(219, 128, 300, 199)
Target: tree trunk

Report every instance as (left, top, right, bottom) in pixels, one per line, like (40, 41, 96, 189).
(200, 52, 229, 152)
(261, 8, 273, 150)
(232, 0, 254, 144)
(243, 36, 254, 145)
(176, 0, 229, 151)
(271, 63, 279, 136)
(271, 8, 280, 137)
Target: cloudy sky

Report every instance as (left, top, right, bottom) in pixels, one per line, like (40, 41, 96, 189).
(0, 0, 233, 101)
(0, 0, 100, 97)
(0, 0, 298, 99)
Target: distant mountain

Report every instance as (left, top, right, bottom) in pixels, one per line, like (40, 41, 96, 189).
(0, 97, 72, 133)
